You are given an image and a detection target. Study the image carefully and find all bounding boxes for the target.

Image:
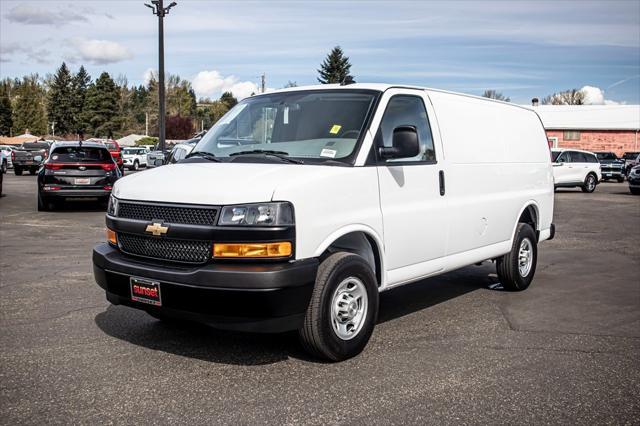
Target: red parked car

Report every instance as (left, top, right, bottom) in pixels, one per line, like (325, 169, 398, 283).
(89, 139, 124, 173)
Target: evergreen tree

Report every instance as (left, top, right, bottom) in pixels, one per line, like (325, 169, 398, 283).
(317, 46, 355, 84)
(220, 91, 238, 109)
(82, 72, 120, 137)
(12, 75, 47, 135)
(0, 83, 12, 136)
(71, 65, 91, 132)
(47, 62, 74, 135)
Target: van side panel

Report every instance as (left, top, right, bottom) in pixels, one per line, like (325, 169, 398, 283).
(426, 91, 553, 259)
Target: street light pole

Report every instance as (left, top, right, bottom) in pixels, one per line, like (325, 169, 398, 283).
(145, 0, 177, 156)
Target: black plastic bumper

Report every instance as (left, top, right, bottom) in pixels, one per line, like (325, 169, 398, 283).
(92, 243, 318, 332)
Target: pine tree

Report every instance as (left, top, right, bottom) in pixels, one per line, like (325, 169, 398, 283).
(71, 65, 91, 132)
(220, 91, 238, 109)
(317, 46, 355, 84)
(82, 72, 120, 137)
(12, 75, 47, 135)
(47, 62, 74, 135)
(0, 83, 12, 136)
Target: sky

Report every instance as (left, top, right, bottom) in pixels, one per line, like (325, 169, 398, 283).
(0, 0, 639, 104)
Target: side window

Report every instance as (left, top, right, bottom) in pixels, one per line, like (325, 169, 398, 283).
(572, 152, 587, 163)
(377, 95, 436, 163)
(557, 152, 570, 162)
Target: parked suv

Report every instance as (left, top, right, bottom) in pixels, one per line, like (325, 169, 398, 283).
(122, 147, 148, 171)
(628, 165, 640, 195)
(0, 145, 14, 172)
(622, 152, 640, 177)
(12, 141, 51, 175)
(38, 141, 121, 211)
(551, 148, 601, 193)
(595, 152, 625, 182)
(93, 84, 555, 361)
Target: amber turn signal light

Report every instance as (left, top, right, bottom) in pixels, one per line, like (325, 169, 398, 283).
(213, 242, 292, 258)
(106, 228, 117, 245)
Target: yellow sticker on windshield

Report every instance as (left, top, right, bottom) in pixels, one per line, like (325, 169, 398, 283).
(329, 124, 342, 134)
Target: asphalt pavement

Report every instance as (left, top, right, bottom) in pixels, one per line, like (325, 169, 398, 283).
(1, 172, 638, 425)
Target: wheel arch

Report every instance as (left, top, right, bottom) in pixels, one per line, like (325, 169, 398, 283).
(313, 225, 384, 287)
(512, 201, 540, 242)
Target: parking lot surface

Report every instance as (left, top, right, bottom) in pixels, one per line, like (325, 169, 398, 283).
(1, 173, 639, 425)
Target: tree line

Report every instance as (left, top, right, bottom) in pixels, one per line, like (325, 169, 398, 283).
(0, 46, 592, 140)
(0, 62, 238, 140)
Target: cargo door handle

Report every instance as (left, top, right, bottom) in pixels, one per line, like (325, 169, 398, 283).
(439, 170, 445, 196)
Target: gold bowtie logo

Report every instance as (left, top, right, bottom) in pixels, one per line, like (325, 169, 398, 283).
(145, 222, 168, 236)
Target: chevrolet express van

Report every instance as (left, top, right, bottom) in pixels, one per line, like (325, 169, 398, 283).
(93, 84, 555, 361)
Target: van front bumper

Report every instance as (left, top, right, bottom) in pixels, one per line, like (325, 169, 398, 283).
(92, 243, 318, 332)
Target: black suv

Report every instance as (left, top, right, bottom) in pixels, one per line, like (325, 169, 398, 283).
(594, 152, 625, 182)
(37, 141, 121, 211)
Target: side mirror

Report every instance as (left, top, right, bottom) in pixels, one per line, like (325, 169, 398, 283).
(378, 126, 420, 160)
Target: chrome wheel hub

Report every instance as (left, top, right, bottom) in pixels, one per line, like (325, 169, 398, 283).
(331, 277, 368, 340)
(518, 238, 533, 277)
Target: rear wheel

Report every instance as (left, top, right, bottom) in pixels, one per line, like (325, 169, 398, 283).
(133, 160, 139, 171)
(617, 176, 624, 183)
(631, 188, 640, 195)
(37, 191, 52, 211)
(298, 252, 378, 361)
(581, 173, 597, 193)
(1, 160, 6, 174)
(496, 223, 537, 291)
(14, 167, 22, 176)
(29, 168, 36, 175)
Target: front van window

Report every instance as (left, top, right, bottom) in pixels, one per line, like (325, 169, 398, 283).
(194, 90, 377, 163)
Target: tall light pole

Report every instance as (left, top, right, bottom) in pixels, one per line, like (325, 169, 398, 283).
(145, 0, 177, 155)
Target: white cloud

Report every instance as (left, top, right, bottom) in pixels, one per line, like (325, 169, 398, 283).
(580, 85, 622, 105)
(5, 4, 88, 25)
(70, 38, 133, 65)
(192, 70, 267, 100)
(143, 68, 157, 86)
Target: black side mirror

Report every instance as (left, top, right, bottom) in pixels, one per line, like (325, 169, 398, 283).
(378, 126, 420, 160)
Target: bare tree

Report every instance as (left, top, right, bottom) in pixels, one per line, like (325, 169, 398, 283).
(482, 90, 510, 102)
(541, 89, 585, 105)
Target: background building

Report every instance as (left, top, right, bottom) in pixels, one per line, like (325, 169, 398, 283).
(533, 105, 640, 156)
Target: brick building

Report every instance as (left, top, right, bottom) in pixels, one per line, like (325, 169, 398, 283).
(532, 105, 640, 156)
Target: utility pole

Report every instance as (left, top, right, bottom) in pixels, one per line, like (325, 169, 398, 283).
(50, 121, 56, 138)
(261, 73, 266, 93)
(145, 112, 149, 136)
(145, 0, 177, 156)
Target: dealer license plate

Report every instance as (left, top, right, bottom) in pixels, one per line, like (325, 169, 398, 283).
(130, 277, 162, 306)
(74, 178, 90, 185)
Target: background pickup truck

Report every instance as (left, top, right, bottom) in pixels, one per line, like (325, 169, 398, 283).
(12, 142, 51, 175)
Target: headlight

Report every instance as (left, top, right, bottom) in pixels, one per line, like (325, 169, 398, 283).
(218, 202, 294, 226)
(107, 195, 119, 216)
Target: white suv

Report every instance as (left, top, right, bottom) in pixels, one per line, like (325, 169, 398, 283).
(551, 148, 601, 193)
(121, 147, 148, 171)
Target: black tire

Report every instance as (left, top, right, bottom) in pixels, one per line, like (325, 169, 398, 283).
(1, 160, 6, 174)
(133, 160, 139, 171)
(14, 167, 22, 176)
(37, 191, 51, 211)
(631, 188, 640, 195)
(617, 176, 624, 183)
(496, 223, 537, 291)
(298, 252, 379, 362)
(29, 168, 36, 175)
(581, 173, 597, 193)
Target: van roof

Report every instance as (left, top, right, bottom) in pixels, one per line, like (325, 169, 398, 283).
(264, 83, 531, 110)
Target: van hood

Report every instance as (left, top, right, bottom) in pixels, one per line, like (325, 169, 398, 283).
(112, 162, 348, 205)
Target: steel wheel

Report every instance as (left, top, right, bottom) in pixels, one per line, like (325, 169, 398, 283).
(331, 277, 368, 340)
(518, 238, 533, 277)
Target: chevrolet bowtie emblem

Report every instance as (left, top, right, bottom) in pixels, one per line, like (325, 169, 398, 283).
(145, 222, 168, 236)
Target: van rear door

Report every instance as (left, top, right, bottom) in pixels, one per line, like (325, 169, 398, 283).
(374, 89, 448, 284)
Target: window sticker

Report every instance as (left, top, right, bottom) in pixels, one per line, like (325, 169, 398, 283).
(283, 106, 289, 124)
(320, 148, 337, 158)
(329, 124, 342, 135)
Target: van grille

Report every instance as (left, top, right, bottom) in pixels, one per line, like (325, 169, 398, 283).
(118, 202, 218, 226)
(118, 233, 211, 264)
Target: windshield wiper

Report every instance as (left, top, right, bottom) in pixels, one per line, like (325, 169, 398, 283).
(185, 151, 221, 162)
(229, 150, 304, 164)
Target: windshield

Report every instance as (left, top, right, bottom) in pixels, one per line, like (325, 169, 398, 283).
(596, 152, 617, 160)
(51, 146, 111, 162)
(122, 148, 138, 155)
(194, 90, 378, 162)
(622, 152, 639, 159)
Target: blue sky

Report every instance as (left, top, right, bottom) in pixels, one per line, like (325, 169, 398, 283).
(1, 0, 639, 104)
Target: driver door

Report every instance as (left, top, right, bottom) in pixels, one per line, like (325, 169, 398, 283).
(554, 151, 574, 184)
(375, 90, 448, 285)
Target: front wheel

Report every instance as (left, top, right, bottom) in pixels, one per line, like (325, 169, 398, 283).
(581, 173, 597, 193)
(617, 176, 624, 183)
(298, 252, 379, 362)
(496, 223, 537, 291)
(29, 168, 36, 175)
(133, 160, 139, 171)
(631, 188, 640, 195)
(14, 167, 22, 176)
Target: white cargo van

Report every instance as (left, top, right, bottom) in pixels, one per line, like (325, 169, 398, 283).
(93, 84, 555, 361)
